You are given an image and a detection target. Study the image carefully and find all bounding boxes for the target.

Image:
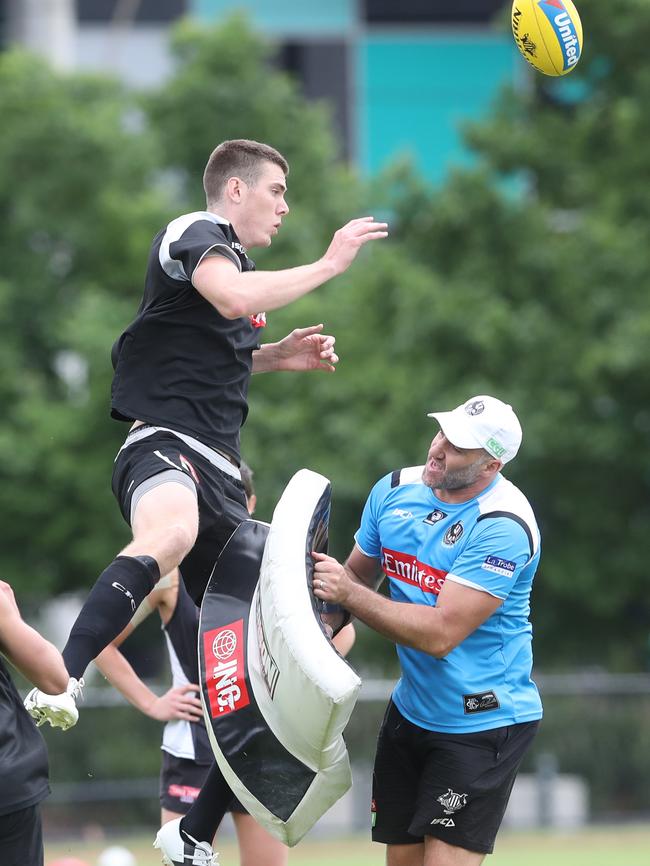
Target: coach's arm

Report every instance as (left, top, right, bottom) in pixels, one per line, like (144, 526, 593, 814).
(312, 547, 501, 659)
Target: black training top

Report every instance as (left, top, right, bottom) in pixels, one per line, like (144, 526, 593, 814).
(0, 657, 50, 816)
(111, 212, 264, 463)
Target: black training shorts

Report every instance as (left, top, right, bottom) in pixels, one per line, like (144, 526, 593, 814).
(371, 700, 539, 854)
(159, 751, 249, 816)
(160, 751, 211, 814)
(112, 428, 250, 604)
(0, 803, 44, 866)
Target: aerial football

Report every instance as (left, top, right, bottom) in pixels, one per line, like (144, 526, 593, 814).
(512, 0, 583, 76)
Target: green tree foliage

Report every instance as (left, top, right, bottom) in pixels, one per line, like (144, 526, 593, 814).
(346, 0, 650, 669)
(236, 0, 650, 669)
(0, 50, 168, 592)
(1, 4, 648, 673)
(144, 14, 357, 266)
(0, 22, 362, 601)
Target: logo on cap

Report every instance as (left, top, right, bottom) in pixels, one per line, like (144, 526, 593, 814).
(465, 400, 485, 416)
(486, 437, 507, 458)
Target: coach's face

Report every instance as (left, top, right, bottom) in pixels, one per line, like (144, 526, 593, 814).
(422, 431, 498, 500)
(236, 160, 289, 248)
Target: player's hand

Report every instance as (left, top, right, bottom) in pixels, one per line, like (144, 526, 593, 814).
(322, 216, 388, 276)
(275, 324, 339, 373)
(312, 551, 354, 605)
(148, 683, 203, 722)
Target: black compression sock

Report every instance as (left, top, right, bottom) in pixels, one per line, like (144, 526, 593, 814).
(62, 555, 160, 679)
(180, 761, 233, 843)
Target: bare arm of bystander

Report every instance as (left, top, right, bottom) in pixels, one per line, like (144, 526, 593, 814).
(95, 576, 203, 723)
(0, 580, 69, 693)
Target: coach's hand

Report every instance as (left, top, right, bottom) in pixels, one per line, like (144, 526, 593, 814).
(312, 551, 354, 605)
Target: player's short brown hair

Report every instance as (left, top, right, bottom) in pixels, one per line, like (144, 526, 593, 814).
(203, 139, 289, 206)
(239, 460, 255, 501)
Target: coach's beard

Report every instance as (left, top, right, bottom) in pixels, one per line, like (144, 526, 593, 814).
(423, 456, 488, 492)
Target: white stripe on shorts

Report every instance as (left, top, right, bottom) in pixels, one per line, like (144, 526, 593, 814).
(116, 425, 241, 481)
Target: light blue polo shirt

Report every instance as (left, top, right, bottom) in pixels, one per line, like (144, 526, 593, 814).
(355, 467, 543, 733)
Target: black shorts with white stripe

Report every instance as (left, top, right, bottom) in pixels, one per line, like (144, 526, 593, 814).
(112, 429, 250, 604)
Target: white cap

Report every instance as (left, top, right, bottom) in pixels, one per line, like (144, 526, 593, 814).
(428, 395, 522, 464)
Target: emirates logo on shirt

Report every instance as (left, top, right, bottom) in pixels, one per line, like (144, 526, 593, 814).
(381, 547, 447, 594)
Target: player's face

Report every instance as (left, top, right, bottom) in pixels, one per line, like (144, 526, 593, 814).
(422, 431, 492, 498)
(237, 161, 289, 248)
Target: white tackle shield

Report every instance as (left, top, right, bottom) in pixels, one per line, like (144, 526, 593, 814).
(198, 469, 361, 846)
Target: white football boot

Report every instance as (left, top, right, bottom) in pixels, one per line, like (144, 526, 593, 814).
(154, 818, 219, 866)
(24, 676, 84, 730)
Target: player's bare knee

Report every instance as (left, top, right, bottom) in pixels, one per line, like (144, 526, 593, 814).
(126, 521, 196, 570)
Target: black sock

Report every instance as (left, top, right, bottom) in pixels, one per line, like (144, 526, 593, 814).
(180, 761, 233, 843)
(62, 555, 160, 680)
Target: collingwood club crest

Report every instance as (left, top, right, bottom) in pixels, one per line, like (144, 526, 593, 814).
(443, 521, 464, 545)
(465, 399, 484, 416)
(437, 788, 468, 815)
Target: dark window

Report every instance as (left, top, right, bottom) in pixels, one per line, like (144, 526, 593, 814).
(77, 0, 187, 23)
(0, 1, 7, 48)
(364, 0, 506, 24)
(277, 41, 350, 159)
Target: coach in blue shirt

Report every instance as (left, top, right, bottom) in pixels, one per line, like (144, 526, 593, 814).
(313, 395, 542, 865)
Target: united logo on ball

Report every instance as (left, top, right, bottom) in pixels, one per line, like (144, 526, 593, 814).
(512, 0, 583, 76)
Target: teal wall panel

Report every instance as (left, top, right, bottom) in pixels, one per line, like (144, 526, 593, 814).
(358, 34, 518, 182)
(192, 0, 354, 34)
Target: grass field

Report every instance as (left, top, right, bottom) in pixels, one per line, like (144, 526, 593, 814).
(45, 826, 650, 866)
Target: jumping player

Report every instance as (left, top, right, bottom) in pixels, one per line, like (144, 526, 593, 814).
(25, 138, 386, 864)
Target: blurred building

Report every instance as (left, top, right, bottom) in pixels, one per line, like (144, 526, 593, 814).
(1, 0, 521, 180)
(0, 0, 186, 83)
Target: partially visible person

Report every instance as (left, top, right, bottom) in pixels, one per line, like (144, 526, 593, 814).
(312, 395, 542, 866)
(95, 462, 355, 866)
(0, 580, 69, 866)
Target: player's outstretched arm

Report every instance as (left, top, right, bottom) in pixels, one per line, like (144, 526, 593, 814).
(0, 581, 69, 694)
(193, 216, 388, 319)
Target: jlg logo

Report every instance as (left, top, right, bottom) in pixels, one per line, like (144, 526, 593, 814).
(203, 620, 250, 718)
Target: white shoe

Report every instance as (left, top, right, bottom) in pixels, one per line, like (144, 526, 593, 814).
(24, 677, 84, 731)
(154, 818, 219, 866)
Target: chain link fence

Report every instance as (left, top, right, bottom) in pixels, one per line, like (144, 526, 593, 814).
(40, 672, 650, 836)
